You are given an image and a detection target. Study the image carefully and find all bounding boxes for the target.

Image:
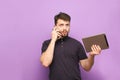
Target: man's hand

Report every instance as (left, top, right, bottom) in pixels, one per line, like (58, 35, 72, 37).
(80, 45, 102, 71)
(51, 26, 61, 41)
(90, 45, 101, 56)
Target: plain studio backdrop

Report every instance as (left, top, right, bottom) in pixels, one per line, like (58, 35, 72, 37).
(0, 0, 120, 80)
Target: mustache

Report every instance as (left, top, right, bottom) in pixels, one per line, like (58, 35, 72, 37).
(59, 30, 68, 37)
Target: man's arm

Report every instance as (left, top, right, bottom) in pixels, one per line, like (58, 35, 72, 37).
(80, 45, 101, 71)
(40, 39, 56, 67)
(40, 26, 61, 67)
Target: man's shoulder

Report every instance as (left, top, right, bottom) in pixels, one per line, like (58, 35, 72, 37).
(69, 36, 81, 43)
(43, 39, 51, 44)
(68, 37, 84, 47)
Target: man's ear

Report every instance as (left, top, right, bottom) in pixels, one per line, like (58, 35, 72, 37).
(54, 24, 57, 26)
(54, 25, 58, 28)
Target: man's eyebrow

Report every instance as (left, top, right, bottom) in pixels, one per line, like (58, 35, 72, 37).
(59, 24, 64, 25)
(66, 23, 70, 25)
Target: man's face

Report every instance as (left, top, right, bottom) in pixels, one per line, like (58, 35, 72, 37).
(55, 19, 70, 37)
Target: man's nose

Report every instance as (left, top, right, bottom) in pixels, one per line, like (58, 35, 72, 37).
(63, 25, 66, 29)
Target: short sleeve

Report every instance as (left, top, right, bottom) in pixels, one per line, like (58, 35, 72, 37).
(41, 40, 50, 53)
(78, 42, 88, 60)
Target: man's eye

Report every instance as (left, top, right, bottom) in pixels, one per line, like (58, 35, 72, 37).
(66, 24, 70, 26)
(59, 24, 64, 27)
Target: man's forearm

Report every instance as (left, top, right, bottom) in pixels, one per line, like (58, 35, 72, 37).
(88, 54, 95, 66)
(80, 54, 95, 71)
(80, 45, 101, 71)
(40, 40, 56, 67)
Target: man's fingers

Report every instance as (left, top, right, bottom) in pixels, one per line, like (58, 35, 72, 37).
(91, 45, 101, 53)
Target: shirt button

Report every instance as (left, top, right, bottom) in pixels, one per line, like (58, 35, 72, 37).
(61, 42, 63, 44)
(61, 45, 63, 47)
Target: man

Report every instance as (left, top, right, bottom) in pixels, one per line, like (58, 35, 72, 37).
(40, 12, 101, 80)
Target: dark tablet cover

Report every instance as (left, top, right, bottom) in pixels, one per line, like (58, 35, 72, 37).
(82, 34, 109, 53)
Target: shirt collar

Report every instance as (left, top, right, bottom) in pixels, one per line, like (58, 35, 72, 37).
(57, 36, 69, 42)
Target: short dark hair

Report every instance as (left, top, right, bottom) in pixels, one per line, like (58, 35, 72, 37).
(54, 12, 71, 25)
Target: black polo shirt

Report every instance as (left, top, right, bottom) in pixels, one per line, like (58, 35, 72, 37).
(41, 36, 87, 80)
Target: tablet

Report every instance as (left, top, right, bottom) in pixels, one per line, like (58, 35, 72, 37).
(82, 34, 109, 52)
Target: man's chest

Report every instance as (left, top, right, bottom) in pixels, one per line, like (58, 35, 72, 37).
(54, 41, 78, 58)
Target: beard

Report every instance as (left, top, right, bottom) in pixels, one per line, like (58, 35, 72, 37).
(59, 29, 68, 38)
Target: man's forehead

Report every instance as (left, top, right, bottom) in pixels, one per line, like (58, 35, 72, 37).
(57, 19, 70, 24)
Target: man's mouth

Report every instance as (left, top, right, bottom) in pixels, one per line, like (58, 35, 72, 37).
(60, 30, 68, 37)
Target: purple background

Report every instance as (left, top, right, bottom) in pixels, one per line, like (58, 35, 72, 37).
(0, 0, 120, 80)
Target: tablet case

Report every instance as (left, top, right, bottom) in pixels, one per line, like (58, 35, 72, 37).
(82, 34, 109, 52)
